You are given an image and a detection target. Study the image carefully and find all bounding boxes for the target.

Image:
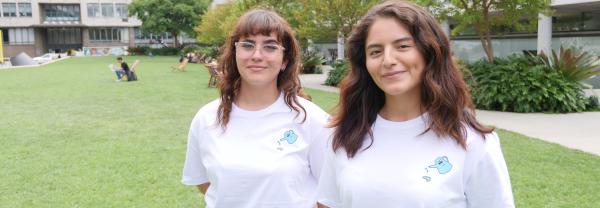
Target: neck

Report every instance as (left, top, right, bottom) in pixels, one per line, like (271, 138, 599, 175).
(236, 82, 280, 111)
(379, 89, 423, 122)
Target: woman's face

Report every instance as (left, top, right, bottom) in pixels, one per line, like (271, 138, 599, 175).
(364, 17, 425, 98)
(235, 33, 287, 88)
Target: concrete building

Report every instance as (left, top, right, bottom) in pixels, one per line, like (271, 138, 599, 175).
(0, 0, 143, 57)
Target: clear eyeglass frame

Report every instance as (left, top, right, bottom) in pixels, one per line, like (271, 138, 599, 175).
(234, 41, 286, 57)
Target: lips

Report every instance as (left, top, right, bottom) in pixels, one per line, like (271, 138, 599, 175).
(246, 65, 267, 72)
(382, 70, 406, 78)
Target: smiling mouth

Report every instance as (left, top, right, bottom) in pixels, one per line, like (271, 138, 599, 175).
(247, 66, 267, 71)
(383, 71, 406, 78)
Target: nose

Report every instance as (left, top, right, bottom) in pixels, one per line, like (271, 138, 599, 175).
(382, 46, 396, 69)
(250, 47, 264, 61)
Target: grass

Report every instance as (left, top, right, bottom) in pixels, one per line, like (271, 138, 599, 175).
(0, 56, 598, 207)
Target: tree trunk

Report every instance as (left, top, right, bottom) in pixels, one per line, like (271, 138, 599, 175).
(476, 1, 495, 63)
(172, 31, 180, 48)
(481, 32, 494, 63)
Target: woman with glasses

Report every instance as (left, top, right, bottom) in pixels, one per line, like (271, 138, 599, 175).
(316, 1, 514, 208)
(182, 9, 331, 208)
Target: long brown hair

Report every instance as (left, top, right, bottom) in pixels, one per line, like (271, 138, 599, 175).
(216, 9, 306, 129)
(330, 0, 493, 158)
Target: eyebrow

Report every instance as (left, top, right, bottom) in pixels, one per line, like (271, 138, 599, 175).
(366, 37, 414, 50)
(239, 38, 279, 44)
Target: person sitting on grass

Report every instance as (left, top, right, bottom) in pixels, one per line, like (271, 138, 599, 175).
(110, 57, 130, 81)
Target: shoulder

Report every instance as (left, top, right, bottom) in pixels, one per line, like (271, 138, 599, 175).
(298, 97, 329, 119)
(296, 96, 330, 123)
(464, 126, 501, 153)
(190, 99, 220, 128)
(464, 125, 504, 167)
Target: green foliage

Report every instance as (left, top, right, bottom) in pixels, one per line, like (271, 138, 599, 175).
(415, 0, 551, 62)
(294, 0, 378, 41)
(129, 0, 210, 47)
(324, 60, 349, 86)
(128, 47, 180, 56)
(128, 46, 150, 55)
(181, 45, 202, 55)
(149, 47, 181, 56)
(237, 0, 302, 29)
(539, 46, 600, 85)
(301, 50, 324, 74)
(467, 55, 588, 113)
(586, 95, 599, 110)
(195, 1, 302, 47)
(197, 47, 219, 60)
(195, 2, 242, 46)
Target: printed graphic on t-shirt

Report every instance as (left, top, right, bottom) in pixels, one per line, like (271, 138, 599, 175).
(422, 156, 453, 182)
(276, 130, 298, 151)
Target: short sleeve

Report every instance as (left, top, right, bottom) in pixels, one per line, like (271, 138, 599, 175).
(465, 132, 515, 208)
(308, 125, 332, 180)
(181, 116, 209, 185)
(316, 141, 341, 208)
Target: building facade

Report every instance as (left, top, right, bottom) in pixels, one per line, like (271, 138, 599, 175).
(0, 0, 142, 57)
(452, 0, 600, 62)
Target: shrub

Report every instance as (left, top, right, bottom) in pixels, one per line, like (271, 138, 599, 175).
(301, 51, 325, 74)
(467, 55, 588, 113)
(586, 95, 599, 110)
(539, 46, 600, 85)
(198, 47, 219, 60)
(148, 47, 180, 56)
(128, 46, 150, 55)
(181, 45, 202, 55)
(324, 60, 348, 87)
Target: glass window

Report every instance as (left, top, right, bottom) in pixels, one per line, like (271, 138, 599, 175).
(101, 3, 114, 17)
(2, 29, 9, 43)
(43, 4, 80, 21)
(115, 3, 128, 18)
(6, 28, 34, 44)
(113, 29, 119, 40)
(583, 11, 600, 31)
(87, 3, 99, 17)
(3, 3, 17, 17)
(90, 28, 123, 42)
(18, 3, 32, 17)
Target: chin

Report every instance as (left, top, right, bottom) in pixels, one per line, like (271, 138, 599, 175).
(381, 85, 412, 96)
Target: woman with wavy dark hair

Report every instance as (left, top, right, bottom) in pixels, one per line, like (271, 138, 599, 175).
(317, 1, 514, 207)
(182, 9, 330, 208)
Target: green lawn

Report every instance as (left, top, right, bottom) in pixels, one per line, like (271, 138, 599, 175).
(0, 56, 598, 207)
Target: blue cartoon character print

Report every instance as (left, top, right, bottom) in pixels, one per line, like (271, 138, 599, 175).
(280, 130, 298, 144)
(428, 156, 453, 174)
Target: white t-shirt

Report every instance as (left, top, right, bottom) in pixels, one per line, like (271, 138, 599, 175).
(182, 94, 331, 208)
(317, 114, 514, 208)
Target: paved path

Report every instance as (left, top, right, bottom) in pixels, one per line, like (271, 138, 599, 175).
(476, 110, 600, 155)
(300, 71, 600, 156)
(299, 66, 339, 93)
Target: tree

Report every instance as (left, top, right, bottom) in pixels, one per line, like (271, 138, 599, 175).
(416, 0, 551, 62)
(129, 0, 210, 48)
(195, 0, 302, 47)
(292, 0, 378, 60)
(237, 0, 303, 29)
(294, 0, 378, 42)
(195, 2, 242, 46)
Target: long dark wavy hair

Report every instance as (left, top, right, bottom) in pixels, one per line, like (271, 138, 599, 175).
(330, 0, 493, 158)
(216, 9, 307, 129)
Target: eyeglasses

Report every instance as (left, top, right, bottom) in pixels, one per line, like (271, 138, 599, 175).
(234, 41, 285, 57)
